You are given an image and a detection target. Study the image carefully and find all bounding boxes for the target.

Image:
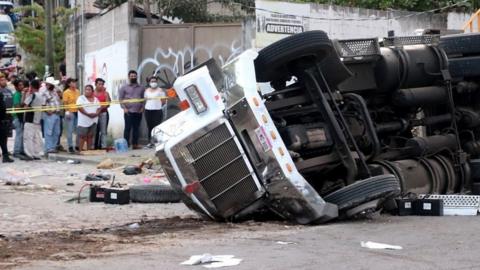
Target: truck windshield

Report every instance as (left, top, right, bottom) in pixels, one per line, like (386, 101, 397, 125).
(0, 21, 12, 34)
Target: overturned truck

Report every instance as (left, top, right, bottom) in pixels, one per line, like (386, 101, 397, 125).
(153, 31, 480, 224)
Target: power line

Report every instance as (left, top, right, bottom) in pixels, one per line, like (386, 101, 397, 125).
(239, 0, 470, 21)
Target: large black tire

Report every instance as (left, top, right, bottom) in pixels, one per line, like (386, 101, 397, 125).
(323, 174, 401, 211)
(440, 33, 480, 57)
(254, 30, 351, 86)
(130, 185, 181, 203)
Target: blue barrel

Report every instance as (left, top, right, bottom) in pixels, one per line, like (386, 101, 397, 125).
(114, 138, 129, 153)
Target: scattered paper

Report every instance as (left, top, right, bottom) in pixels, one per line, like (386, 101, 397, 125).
(276, 241, 296, 245)
(128, 223, 140, 229)
(204, 258, 242, 268)
(361, 241, 402, 250)
(0, 168, 31, 185)
(181, 254, 242, 268)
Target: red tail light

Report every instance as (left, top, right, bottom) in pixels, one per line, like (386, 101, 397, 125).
(184, 181, 200, 194)
(179, 100, 191, 111)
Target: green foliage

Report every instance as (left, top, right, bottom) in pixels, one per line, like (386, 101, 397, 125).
(13, 4, 75, 75)
(93, 0, 125, 9)
(94, 0, 254, 22)
(292, 0, 478, 12)
(158, 0, 209, 22)
(154, 0, 255, 23)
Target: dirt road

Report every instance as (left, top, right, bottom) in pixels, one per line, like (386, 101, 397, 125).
(2, 157, 480, 270)
(3, 215, 480, 270)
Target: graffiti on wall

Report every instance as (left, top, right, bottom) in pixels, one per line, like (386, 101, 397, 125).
(137, 40, 244, 87)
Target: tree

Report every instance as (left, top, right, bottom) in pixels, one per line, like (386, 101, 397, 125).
(94, 0, 254, 23)
(14, 3, 75, 76)
(156, 0, 254, 23)
(143, 0, 153, 24)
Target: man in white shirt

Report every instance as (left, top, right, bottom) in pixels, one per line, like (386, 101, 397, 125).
(76, 85, 101, 151)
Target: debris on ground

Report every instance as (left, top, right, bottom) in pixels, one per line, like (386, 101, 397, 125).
(0, 169, 31, 186)
(85, 173, 112, 181)
(97, 159, 114, 169)
(276, 241, 296, 245)
(141, 159, 154, 169)
(56, 159, 81, 164)
(360, 241, 403, 250)
(104, 186, 130, 205)
(123, 165, 142, 175)
(128, 223, 140, 230)
(142, 177, 152, 184)
(181, 254, 242, 268)
(79, 150, 107, 156)
(49, 252, 87, 260)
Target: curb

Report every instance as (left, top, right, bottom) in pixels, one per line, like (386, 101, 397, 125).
(47, 153, 104, 165)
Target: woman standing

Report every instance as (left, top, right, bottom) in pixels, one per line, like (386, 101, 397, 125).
(94, 78, 111, 149)
(63, 78, 80, 153)
(76, 85, 101, 152)
(143, 76, 165, 148)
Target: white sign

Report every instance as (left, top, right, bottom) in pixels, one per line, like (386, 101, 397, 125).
(256, 0, 309, 49)
(84, 41, 128, 139)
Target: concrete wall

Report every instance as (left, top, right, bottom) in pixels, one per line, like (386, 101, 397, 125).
(84, 2, 130, 55)
(255, 0, 473, 48)
(65, 4, 251, 143)
(65, 1, 139, 140)
(65, 1, 131, 80)
(137, 23, 248, 84)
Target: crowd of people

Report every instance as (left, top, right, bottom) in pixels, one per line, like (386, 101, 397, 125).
(0, 68, 167, 163)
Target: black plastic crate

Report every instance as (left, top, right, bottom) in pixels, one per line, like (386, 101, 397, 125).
(396, 198, 415, 216)
(104, 187, 130, 205)
(413, 199, 444, 216)
(89, 185, 105, 202)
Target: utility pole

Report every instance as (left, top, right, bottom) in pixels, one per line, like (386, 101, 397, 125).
(45, 0, 55, 75)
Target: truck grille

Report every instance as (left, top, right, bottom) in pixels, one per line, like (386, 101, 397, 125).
(186, 124, 260, 214)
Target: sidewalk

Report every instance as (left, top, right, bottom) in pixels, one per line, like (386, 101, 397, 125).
(47, 148, 157, 166)
(7, 133, 156, 166)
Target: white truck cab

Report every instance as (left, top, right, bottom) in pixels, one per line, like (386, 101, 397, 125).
(153, 50, 338, 224)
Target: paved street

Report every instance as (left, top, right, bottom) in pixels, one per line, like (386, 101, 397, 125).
(1, 150, 480, 270)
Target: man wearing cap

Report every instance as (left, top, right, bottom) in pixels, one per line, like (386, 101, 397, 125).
(41, 77, 61, 154)
(63, 78, 80, 153)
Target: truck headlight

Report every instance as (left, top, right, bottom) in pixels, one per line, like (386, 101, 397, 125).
(7, 35, 15, 44)
(185, 85, 207, 114)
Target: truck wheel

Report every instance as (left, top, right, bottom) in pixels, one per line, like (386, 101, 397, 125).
(440, 33, 480, 56)
(255, 31, 331, 82)
(323, 174, 401, 211)
(130, 184, 181, 203)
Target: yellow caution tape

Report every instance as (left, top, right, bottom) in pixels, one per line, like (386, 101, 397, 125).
(7, 96, 171, 114)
